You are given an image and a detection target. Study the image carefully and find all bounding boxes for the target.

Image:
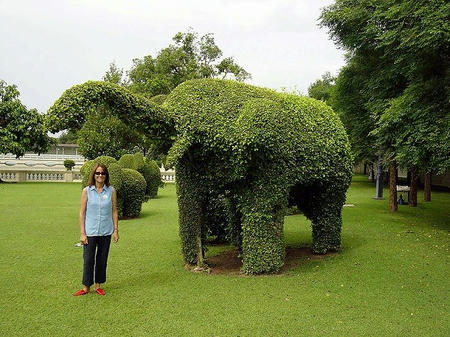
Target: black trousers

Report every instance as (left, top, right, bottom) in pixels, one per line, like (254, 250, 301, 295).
(82, 235, 111, 286)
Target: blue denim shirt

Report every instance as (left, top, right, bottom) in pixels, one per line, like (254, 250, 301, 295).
(84, 185, 114, 236)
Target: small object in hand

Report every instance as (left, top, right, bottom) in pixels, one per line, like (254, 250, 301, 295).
(74, 242, 82, 247)
(73, 289, 88, 296)
(95, 288, 106, 296)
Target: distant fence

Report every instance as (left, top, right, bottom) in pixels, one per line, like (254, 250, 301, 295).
(0, 153, 85, 161)
(0, 155, 175, 183)
(0, 170, 81, 182)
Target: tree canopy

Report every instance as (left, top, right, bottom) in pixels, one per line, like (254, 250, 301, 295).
(320, 0, 450, 173)
(0, 80, 51, 157)
(126, 29, 251, 97)
(307, 71, 335, 107)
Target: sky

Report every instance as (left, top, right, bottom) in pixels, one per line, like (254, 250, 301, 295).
(0, 0, 344, 114)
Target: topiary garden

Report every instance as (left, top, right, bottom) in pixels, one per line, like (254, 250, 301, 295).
(47, 78, 353, 274)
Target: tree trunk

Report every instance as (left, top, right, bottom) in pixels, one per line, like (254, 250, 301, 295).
(363, 162, 367, 175)
(409, 166, 418, 207)
(196, 234, 204, 268)
(389, 160, 398, 212)
(370, 163, 375, 183)
(374, 157, 384, 199)
(424, 172, 431, 202)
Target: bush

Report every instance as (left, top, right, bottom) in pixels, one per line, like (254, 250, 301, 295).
(149, 94, 167, 106)
(146, 159, 162, 198)
(63, 159, 75, 171)
(167, 79, 353, 274)
(118, 154, 136, 170)
(108, 163, 124, 217)
(121, 168, 146, 218)
(119, 153, 161, 198)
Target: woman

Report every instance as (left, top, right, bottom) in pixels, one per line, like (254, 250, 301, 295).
(73, 163, 119, 296)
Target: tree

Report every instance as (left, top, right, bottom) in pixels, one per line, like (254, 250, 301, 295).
(308, 71, 336, 106)
(0, 80, 51, 157)
(320, 0, 450, 209)
(126, 29, 251, 97)
(58, 129, 78, 144)
(103, 62, 126, 85)
(76, 106, 143, 160)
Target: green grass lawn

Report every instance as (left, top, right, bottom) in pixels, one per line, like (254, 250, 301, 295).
(0, 175, 448, 336)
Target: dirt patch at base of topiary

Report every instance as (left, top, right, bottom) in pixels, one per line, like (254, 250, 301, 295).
(206, 247, 338, 275)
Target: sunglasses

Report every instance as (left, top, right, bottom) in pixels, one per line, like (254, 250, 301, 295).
(94, 172, 106, 176)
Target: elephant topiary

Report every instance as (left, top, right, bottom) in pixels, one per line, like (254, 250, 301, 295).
(166, 79, 353, 274)
(47, 79, 353, 274)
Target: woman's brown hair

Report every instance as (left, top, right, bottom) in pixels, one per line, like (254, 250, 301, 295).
(87, 163, 110, 187)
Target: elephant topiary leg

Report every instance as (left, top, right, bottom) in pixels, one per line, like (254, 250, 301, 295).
(176, 172, 205, 267)
(308, 186, 346, 254)
(240, 199, 285, 274)
(310, 206, 342, 254)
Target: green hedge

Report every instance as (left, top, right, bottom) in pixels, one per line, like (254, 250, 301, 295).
(149, 94, 167, 106)
(46, 81, 175, 157)
(146, 159, 162, 198)
(121, 168, 146, 218)
(118, 153, 161, 198)
(167, 79, 353, 274)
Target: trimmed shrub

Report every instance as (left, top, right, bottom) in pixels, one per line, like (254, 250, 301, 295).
(146, 159, 162, 198)
(149, 94, 167, 106)
(108, 163, 124, 217)
(119, 153, 161, 198)
(63, 159, 75, 171)
(121, 168, 146, 218)
(94, 155, 118, 167)
(118, 154, 136, 170)
(167, 79, 353, 274)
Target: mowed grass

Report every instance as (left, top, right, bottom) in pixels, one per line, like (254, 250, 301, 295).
(0, 175, 448, 336)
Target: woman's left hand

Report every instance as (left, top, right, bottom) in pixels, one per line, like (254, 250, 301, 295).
(113, 231, 119, 243)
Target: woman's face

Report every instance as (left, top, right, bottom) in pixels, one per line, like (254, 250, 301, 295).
(94, 167, 106, 184)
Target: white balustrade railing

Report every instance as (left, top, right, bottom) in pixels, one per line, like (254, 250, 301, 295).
(27, 172, 65, 182)
(0, 153, 85, 161)
(0, 172, 17, 181)
(1, 168, 174, 183)
(161, 172, 176, 182)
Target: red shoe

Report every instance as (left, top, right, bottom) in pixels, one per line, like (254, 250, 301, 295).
(95, 288, 105, 296)
(73, 289, 88, 296)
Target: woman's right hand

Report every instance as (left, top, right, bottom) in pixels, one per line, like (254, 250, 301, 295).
(80, 234, 88, 245)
